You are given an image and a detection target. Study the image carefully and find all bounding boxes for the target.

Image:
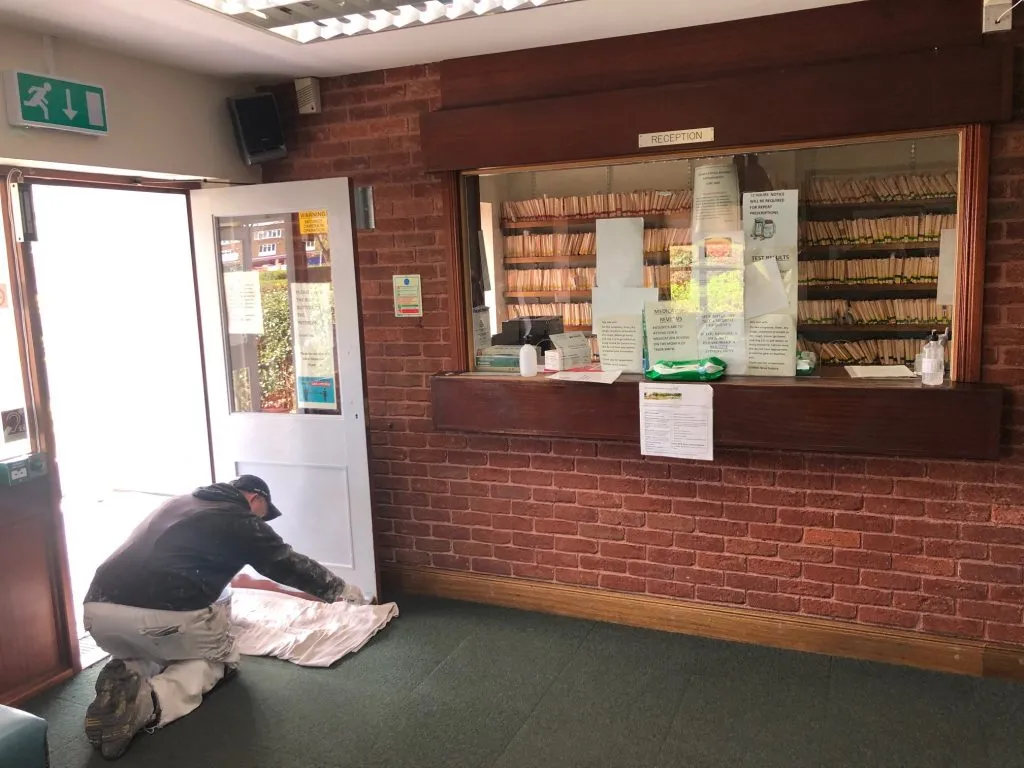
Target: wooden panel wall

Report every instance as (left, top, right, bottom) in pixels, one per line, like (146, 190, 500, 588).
(423, 46, 1012, 172)
(440, 0, 985, 109)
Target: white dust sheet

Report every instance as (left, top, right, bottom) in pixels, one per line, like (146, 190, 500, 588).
(229, 588, 399, 668)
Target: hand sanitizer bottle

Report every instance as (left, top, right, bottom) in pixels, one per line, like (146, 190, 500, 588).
(519, 344, 538, 377)
(921, 331, 943, 387)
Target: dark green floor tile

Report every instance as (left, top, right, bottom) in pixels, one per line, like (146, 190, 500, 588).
(974, 677, 1024, 768)
(358, 608, 594, 768)
(657, 642, 831, 768)
(821, 659, 986, 768)
(491, 623, 697, 768)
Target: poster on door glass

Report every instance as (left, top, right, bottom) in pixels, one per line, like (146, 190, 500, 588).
(291, 283, 338, 411)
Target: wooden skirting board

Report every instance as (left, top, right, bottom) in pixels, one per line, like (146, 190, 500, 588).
(381, 564, 1024, 682)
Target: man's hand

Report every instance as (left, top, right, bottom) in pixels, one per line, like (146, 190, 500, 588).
(340, 582, 368, 605)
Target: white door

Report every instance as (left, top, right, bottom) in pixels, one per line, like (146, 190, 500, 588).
(190, 179, 377, 600)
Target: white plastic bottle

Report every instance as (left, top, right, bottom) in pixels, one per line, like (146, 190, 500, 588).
(519, 344, 538, 377)
(921, 331, 944, 387)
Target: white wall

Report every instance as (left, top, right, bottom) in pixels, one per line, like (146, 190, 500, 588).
(0, 27, 259, 182)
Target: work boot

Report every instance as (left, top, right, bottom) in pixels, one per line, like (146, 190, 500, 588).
(84, 659, 156, 760)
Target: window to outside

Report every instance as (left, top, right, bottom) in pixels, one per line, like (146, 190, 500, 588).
(217, 212, 339, 415)
(463, 133, 960, 378)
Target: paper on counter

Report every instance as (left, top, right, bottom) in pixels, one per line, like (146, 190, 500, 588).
(744, 258, 790, 319)
(596, 217, 645, 288)
(597, 315, 644, 373)
(845, 365, 917, 379)
(640, 382, 714, 461)
(549, 368, 623, 384)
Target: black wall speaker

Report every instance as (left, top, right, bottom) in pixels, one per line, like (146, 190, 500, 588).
(227, 93, 287, 166)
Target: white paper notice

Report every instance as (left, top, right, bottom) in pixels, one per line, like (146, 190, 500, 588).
(596, 217, 645, 288)
(473, 308, 491, 353)
(292, 283, 338, 411)
(592, 286, 660, 323)
(698, 313, 747, 375)
(224, 271, 264, 336)
(937, 228, 957, 307)
(597, 315, 644, 373)
(640, 382, 714, 461)
(746, 314, 796, 376)
(644, 302, 699, 361)
(693, 164, 741, 233)
(744, 258, 790, 319)
(743, 190, 799, 250)
(549, 332, 593, 369)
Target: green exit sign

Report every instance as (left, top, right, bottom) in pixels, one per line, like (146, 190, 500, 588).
(3, 71, 108, 135)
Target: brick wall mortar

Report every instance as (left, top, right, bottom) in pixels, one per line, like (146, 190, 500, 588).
(265, 62, 1024, 646)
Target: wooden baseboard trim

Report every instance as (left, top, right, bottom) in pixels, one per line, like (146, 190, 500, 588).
(381, 565, 1024, 682)
(2, 667, 75, 708)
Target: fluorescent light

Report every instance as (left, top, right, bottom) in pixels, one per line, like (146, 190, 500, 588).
(391, 5, 420, 27)
(187, 0, 580, 42)
(367, 9, 394, 31)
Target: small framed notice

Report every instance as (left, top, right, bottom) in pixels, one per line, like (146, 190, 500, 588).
(393, 274, 423, 317)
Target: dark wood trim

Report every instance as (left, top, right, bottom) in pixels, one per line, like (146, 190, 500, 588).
(431, 373, 1003, 460)
(442, 172, 471, 371)
(439, 0, 985, 110)
(0, 165, 200, 192)
(381, 564, 1024, 682)
(423, 46, 1012, 173)
(954, 124, 990, 383)
(2, 668, 75, 708)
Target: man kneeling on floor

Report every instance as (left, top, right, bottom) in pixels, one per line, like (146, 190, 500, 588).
(82, 475, 366, 760)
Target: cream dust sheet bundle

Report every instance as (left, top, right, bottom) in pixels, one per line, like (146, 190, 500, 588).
(230, 588, 399, 668)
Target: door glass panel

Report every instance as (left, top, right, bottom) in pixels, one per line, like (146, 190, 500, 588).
(0, 217, 31, 461)
(216, 212, 339, 415)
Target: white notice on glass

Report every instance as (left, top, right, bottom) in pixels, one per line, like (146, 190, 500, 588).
(597, 315, 644, 373)
(292, 283, 337, 411)
(937, 228, 957, 306)
(549, 331, 593, 369)
(698, 313, 747, 376)
(744, 258, 790, 319)
(746, 313, 796, 377)
(592, 286, 659, 323)
(224, 271, 264, 336)
(596, 217, 645, 288)
(644, 302, 699, 361)
(743, 190, 799, 251)
(693, 163, 740, 233)
(640, 382, 714, 461)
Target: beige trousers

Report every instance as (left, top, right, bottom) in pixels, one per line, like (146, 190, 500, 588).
(83, 598, 240, 727)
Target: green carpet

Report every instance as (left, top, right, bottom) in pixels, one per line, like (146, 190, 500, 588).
(23, 594, 1024, 768)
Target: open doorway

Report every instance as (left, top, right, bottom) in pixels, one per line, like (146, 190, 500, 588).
(28, 184, 211, 662)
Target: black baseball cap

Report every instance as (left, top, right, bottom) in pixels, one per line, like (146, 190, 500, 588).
(230, 475, 282, 521)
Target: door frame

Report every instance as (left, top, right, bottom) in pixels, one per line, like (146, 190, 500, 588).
(2, 168, 206, 678)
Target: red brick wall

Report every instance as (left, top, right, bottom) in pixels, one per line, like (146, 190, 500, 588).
(264, 64, 1024, 646)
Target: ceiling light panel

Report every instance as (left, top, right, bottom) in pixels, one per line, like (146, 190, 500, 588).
(186, 0, 584, 43)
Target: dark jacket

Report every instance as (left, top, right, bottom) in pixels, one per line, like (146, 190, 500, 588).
(85, 483, 346, 611)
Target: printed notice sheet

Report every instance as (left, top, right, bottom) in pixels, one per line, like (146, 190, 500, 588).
(224, 271, 264, 336)
(640, 382, 714, 461)
(597, 315, 644, 373)
(292, 283, 338, 411)
(693, 164, 741, 233)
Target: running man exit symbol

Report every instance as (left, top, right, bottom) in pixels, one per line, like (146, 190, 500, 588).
(4, 71, 108, 135)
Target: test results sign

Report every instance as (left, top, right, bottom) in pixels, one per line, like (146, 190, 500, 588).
(4, 71, 108, 135)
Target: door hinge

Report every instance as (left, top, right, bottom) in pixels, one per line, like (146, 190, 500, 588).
(8, 182, 37, 243)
